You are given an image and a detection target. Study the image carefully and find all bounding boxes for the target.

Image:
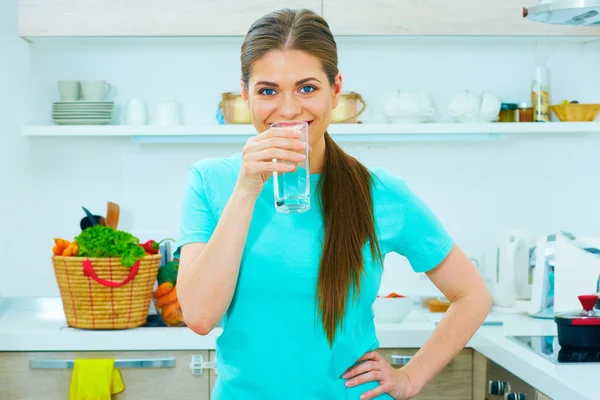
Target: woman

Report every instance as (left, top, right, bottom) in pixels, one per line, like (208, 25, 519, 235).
(176, 8, 492, 400)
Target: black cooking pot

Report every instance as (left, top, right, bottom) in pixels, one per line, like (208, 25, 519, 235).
(555, 295, 600, 349)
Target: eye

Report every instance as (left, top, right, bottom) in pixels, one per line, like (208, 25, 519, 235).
(258, 88, 276, 96)
(300, 85, 316, 94)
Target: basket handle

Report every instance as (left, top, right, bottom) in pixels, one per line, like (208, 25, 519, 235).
(82, 259, 140, 288)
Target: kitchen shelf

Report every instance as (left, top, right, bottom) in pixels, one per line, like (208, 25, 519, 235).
(21, 122, 600, 144)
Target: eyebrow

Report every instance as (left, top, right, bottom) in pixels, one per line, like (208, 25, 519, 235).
(254, 77, 322, 88)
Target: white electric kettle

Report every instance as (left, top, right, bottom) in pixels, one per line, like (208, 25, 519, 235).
(486, 231, 534, 310)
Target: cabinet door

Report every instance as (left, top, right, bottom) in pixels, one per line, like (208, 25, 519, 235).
(19, 0, 322, 37)
(0, 350, 210, 400)
(376, 348, 473, 400)
(323, 0, 598, 36)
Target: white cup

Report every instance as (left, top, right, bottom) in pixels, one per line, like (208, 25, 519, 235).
(58, 80, 80, 101)
(152, 101, 182, 126)
(124, 99, 147, 125)
(80, 80, 112, 101)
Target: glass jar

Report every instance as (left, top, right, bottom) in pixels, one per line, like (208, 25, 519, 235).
(518, 103, 534, 122)
(498, 103, 518, 122)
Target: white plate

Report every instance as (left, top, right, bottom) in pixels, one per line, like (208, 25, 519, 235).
(53, 112, 113, 116)
(53, 106, 114, 109)
(53, 118, 112, 125)
(54, 101, 113, 104)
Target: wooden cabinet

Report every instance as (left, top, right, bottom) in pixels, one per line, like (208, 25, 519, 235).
(376, 348, 473, 400)
(322, 0, 599, 36)
(0, 351, 210, 400)
(18, 0, 322, 37)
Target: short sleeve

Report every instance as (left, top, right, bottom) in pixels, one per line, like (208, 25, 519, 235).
(175, 166, 217, 253)
(376, 170, 454, 273)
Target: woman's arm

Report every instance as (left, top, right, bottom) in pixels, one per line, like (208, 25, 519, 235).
(177, 187, 257, 335)
(401, 244, 492, 395)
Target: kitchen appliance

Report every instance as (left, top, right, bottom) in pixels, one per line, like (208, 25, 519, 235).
(555, 294, 600, 348)
(509, 335, 600, 364)
(523, 0, 600, 26)
(485, 231, 534, 310)
(553, 231, 600, 313)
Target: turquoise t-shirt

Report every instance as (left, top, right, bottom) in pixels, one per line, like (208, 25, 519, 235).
(176, 152, 453, 400)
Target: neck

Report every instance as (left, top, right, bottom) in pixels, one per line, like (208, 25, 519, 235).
(309, 134, 327, 174)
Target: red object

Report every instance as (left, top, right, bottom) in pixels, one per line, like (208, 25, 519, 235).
(377, 292, 406, 298)
(82, 258, 140, 288)
(578, 295, 598, 312)
(140, 238, 174, 254)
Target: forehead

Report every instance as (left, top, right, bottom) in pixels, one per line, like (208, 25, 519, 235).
(249, 49, 325, 83)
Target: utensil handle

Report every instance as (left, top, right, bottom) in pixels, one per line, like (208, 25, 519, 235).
(82, 258, 140, 287)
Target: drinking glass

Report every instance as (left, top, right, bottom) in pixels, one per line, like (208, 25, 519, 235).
(271, 121, 310, 214)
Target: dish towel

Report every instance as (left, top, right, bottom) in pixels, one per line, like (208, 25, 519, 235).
(69, 359, 125, 400)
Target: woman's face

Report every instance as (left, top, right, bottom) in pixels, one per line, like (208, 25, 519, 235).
(241, 49, 342, 148)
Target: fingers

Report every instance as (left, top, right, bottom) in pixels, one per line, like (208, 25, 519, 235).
(357, 351, 380, 363)
(343, 360, 378, 379)
(254, 127, 303, 142)
(359, 384, 388, 400)
(243, 148, 306, 164)
(345, 370, 383, 388)
(243, 161, 296, 175)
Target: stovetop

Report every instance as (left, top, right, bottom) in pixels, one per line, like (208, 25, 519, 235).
(509, 336, 600, 364)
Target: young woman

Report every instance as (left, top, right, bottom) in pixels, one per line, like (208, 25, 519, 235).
(176, 8, 492, 400)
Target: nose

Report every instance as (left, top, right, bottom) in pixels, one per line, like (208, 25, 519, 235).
(278, 92, 302, 120)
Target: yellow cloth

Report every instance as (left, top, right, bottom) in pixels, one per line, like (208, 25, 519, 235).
(69, 359, 125, 400)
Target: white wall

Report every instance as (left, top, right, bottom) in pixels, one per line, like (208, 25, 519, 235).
(2, 0, 600, 298)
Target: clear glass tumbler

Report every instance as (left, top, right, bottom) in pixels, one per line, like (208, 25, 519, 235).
(271, 121, 310, 214)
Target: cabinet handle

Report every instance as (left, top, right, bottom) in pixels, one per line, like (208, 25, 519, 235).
(506, 393, 527, 400)
(189, 354, 217, 376)
(390, 355, 412, 366)
(30, 357, 175, 369)
(489, 380, 512, 396)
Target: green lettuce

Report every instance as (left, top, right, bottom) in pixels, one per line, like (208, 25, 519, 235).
(75, 225, 145, 267)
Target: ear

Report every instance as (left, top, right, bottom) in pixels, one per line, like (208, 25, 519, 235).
(240, 80, 249, 107)
(332, 73, 343, 109)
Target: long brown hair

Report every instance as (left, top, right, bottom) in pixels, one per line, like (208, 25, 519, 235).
(241, 8, 382, 345)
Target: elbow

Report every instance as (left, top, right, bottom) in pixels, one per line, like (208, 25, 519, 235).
(181, 310, 216, 336)
(480, 285, 493, 314)
(187, 320, 214, 336)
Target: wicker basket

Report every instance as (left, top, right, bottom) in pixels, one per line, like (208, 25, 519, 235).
(52, 254, 161, 329)
(550, 103, 600, 122)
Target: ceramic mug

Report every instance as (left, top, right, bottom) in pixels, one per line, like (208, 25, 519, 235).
(58, 80, 80, 101)
(80, 80, 112, 101)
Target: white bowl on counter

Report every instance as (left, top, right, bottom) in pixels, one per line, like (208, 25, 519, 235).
(373, 296, 413, 323)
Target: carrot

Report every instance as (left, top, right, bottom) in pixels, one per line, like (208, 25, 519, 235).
(155, 286, 178, 308)
(154, 282, 174, 299)
(54, 238, 70, 255)
(162, 300, 183, 326)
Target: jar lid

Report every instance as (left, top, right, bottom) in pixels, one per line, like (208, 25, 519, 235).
(518, 102, 532, 109)
(501, 103, 519, 110)
(554, 295, 600, 326)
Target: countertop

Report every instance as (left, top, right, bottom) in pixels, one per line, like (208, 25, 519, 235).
(0, 297, 597, 400)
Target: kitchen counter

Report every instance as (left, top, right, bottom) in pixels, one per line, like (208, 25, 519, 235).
(0, 297, 597, 400)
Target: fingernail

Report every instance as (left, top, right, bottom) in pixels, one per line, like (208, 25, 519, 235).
(345, 380, 351, 387)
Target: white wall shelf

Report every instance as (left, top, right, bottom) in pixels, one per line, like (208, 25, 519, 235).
(21, 122, 600, 144)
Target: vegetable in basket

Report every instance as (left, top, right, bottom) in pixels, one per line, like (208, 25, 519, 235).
(52, 238, 79, 256)
(74, 225, 146, 267)
(140, 238, 175, 255)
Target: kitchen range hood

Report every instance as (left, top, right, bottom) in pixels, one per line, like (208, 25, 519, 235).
(523, 0, 600, 25)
